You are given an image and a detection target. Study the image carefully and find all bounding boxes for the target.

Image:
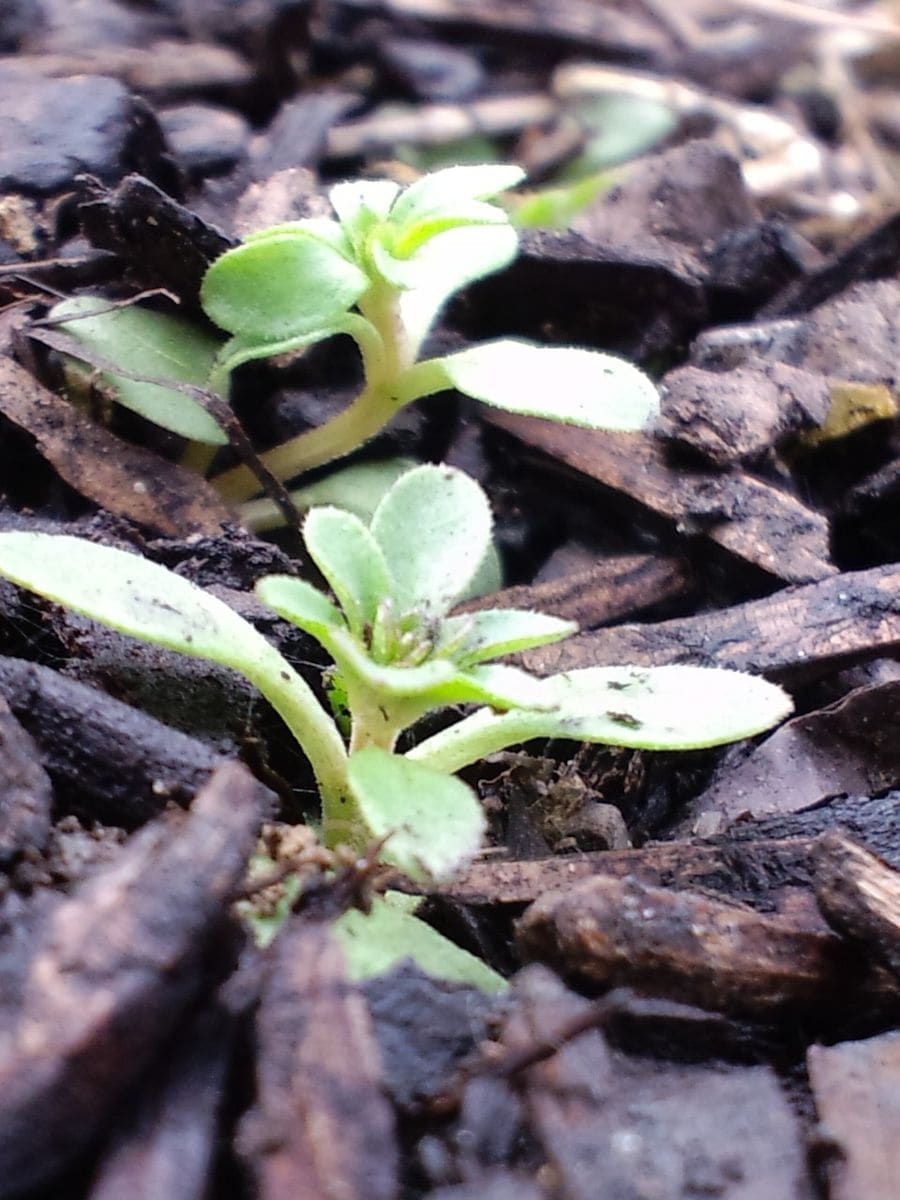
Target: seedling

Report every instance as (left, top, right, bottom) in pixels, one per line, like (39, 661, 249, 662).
(0, 465, 792, 986)
(200, 163, 661, 500)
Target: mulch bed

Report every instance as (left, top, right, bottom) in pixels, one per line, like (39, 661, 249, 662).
(3, 1, 900, 1197)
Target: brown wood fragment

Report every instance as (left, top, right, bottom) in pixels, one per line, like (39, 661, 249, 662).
(807, 1030, 900, 1200)
(814, 832, 900, 978)
(87, 1004, 234, 1200)
(0, 761, 269, 1198)
(502, 966, 815, 1199)
(0, 657, 225, 829)
(0, 693, 52, 867)
(0, 349, 232, 537)
(457, 553, 690, 628)
(520, 560, 900, 681)
(484, 411, 835, 583)
(515, 872, 891, 1017)
(239, 917, 398, 1200)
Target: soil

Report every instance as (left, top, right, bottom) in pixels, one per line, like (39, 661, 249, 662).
(2, 2, 900, 1198)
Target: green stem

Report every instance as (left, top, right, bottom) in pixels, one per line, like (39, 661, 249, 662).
(236, 646, 359, 847)
(213, 382, 403, 502)
(404, 707, 532, 774)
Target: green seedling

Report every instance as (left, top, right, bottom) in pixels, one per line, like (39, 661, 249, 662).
(0, 464, 792, 988)
(199, 163, 661, 501)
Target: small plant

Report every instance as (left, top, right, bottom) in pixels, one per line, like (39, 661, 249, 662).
(0, 465, 792, 986)
(200, 163, 660, 501)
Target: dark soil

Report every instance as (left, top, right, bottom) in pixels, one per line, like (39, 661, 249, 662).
(3, 2, 900, 1198)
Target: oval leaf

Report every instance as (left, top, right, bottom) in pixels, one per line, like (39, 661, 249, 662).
(0, 532, 270, 667)
(440, 339, 659, 431)
(255, 574, 346, 648)
(348, 747, 486, 882)
(439, 609, 577, 664)
(201, 233, 368, 341)
(334, 896, 506, 993)
(390, 164, 525, 225)
(303, 507, 392, 639)
(371, 464, 492, 619)
(51, 298, 227, 445)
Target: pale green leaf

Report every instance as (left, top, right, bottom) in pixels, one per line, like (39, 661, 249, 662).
(243, 217, 353, 258)
(303, 507, 392, 639)
(330, 179, 401, 248)
(408, 665, 794, 773)
(255, 573, 346, 646)
(439, 609, 577, 664)
(390, 164, 525, 225)
(326, 627, 459, 698)
(370, 464, 492, 618)
(441, 662, 554, 710)
(348, 747, 485, 882)
(390, 199, 512, 256)
(334, 895, 507, 993)
(51, 298, 227, 445)
(397, 223, 519, 354)
(440, 339, 659, 431)
(0, 532, 269, 667)
(201, 233, 369, 341)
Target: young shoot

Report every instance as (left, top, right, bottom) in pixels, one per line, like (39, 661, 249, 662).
(199, 163, 661, 501)
(0, 465, 792, 985)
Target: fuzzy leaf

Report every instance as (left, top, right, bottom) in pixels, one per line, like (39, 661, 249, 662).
(255, 573, 346, 646)
(334, 896, 507, 993)
(50, 298, 227, 445)
(390, 164, 525, 225)
(201, 232, 369, 341)
(370, 464, 492, 618)
(303, 507, 392, 639)
(0, 532, 269, 667)
(439, 609, 577, 664)
(330, 179, 401, 248)
(439, 339, 660, 431)
(442, 662, 554, 710)
(244, 217, 352, 257)
(397, 223, 519, 353)
(348, 748, 485, 882)
(326, 628, 459, 698)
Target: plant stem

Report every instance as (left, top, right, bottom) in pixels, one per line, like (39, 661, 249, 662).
(404, 707, 532, 774)
(236, 646, 360, 847)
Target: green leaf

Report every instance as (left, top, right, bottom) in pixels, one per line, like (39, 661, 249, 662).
(390, 164, 525, 225)
(439, 339, 659, 431)
(50, 298, 227, 445)
(390, 199, 512, 258)
(0, 532, 269, 667)
(326, 628, 459, 698)
(348, 747, 485, 882)
(334, 895, 507, 993)
(201, 232, 369, 341)
(330, 179, 401, 250)
(303, 507, 392, 639)
(439, 609, 577, 664)
(443, 663, 554, 710)
(370, 464, 492, 618)
(255, 574, 346, 646)
(397, 223, 519, 354)
(243, 217, 352, 256)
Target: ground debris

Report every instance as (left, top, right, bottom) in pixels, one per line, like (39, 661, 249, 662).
(807, 1028, 900, 1200)
(238, 916, 399, 1200)
(0, 693, 52, 868)
(500, 966, 816, 1199)
(0, 760, 269, 1198)
(85, 1001, 236, 1200)
(485, 413, 834, 584)
(521, 560, 900, 680)
(515, 871, 894, 1019)
(814, 831, 900, 980)
(0, 657, 225, 828)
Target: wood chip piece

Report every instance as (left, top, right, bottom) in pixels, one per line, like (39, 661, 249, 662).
(814, 831, 900, 978)
(0, 348, 232, 537)
(515, 872, 891, 1017)
(0, 693, 52, 868)
(0, 761, 269, 1198)
(484, 412, 834, 583)
(521, 561, 900, 681)
(238, 918, 399, 1200)
(503, 966, 815, 1199)
(807, 1030, 900, 1200)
